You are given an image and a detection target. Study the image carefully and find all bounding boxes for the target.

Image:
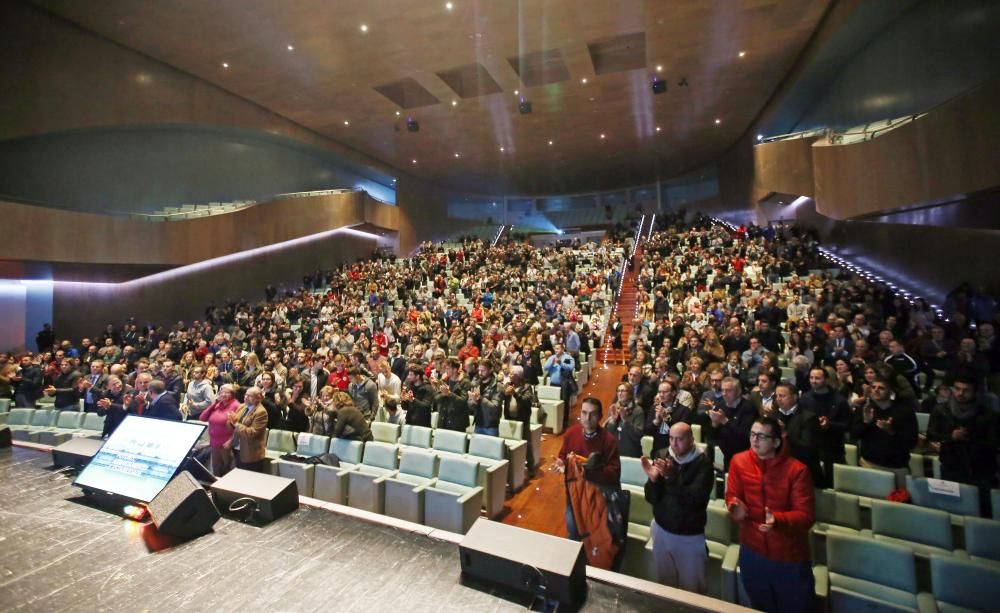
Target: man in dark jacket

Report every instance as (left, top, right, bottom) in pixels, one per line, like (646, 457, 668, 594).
(707, 377, 756, 470)
(435, 358, 471, 432)
(469, 360, 502, 435)
(927, 374, 999, 517)
(850, 376, 918, 488)
(44, 359, 82, 411)
(401, 364, 435, 428)
(502, 365, 536, 470)
(773, 383, 822, 486)
(798, 368, 851, 488)
(13, 355, 43, 408)
(642, 422, 714, 593)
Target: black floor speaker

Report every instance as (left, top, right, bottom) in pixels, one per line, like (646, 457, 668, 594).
(0, 426, 11, 448)
(210, 468, 298, 525)
(459, 518, 587, 608)
(51, 436, 104, 469)
(147, 471, 221, 539)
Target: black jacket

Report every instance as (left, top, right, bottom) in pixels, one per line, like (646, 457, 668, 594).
(850, 399, 918, 469)
(644, 449, 714, 536)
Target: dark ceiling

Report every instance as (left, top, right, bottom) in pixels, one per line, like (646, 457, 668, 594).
(31, 0, 833, 195)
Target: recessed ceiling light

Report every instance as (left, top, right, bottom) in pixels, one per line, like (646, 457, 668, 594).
(445, 1, 454, 10)
(344, 120, 350, 126)
(514, 89, 519, 96)
(395, 111, 401, 116)
(360, 24, 368, 33)
(548, 140, 553, 145)
(599, 133, 606, 139)
(499, 146, 505, 152)
(581, 78, 588, 84)
(655, 126, 661, 132)
(222, 62, 229, 68)
(738, 51, 746, 58)
(715, 118, 722, 125)
(589, 97, 595, 101)
(454, 152, 460, 157)
(451, 100, 457, 106)
(656, 64, 663, 72)
(287, 45, 294, 51)
(757, 134, 764, 141)
(411, 159, 417, 164)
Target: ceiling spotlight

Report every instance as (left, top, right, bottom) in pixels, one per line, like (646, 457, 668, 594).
(499, 146, 505, 152)
(655, 126, 661, 132)
(757, 134, 764, 141)
(360, 24, 368, 33)
(411, 159, 417, 164)
(738, 51, 746, 58)
(343, 120, 350, 126)
(581, 78, 588, 84)
(451, 100, 457, 106)
(445, 1, 453, 9)
(656, 65, 663, 72)
(548, 140, 553, 145)
(454, 152, 460, 157)
(222, 62, 229, 68)
(395, 111, 401, 116)
(287, 45, 294, 51)
(513, 89, 519, 96)
(715, 118, 722, 125)
(599, 133, 606, 139)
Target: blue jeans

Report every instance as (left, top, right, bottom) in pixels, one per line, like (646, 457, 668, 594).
(474, 426, 499, 437)
(738, 545, 814, 612)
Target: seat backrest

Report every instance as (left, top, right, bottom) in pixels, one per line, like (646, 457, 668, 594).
(0, 398, 10, 412)
(963, 517, 1000, 561)
(431, 429, 468, 454)
(870, 499, 952, 550)
(329, 438, 364, 464)
(467, 434, 506, 461)
(930, 554, 1000, 612)
(437, 456, 479, 488)
(844, 443, 858, 466)
(55, 411, 84, 429)
(914, 412, 930, 434)
(296, 433, 331, 456)
(361, 441, 399, 471)
(8, 408, 35, 426)
(833, 464, 895, 499)
(827, 532, 917, 593)
(30, 409, 57, 427)
(906, 476, 980, 517)
(620, 457, 647, 488)
(400, 424, 432, 448)
(371, 421, 400, 444)
(705, 504, 734, 545)
(994, 489, 1000, 520)
(80, 412, 105, 431)
(691, 423, 702, 443)
(398, 448, 438, 479)
(498, 419, 522, 441)
(266, 429, 296, 453)
(815, 489, 863, 530)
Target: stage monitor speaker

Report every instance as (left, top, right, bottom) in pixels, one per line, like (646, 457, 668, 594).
(52, 436, 104, 470)
(210, 468, 298, 525)
(147, 471, 220, 539)
(0, 426, 11, 448)
(460, 518, 586, 607)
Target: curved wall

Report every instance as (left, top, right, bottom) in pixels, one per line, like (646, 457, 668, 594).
(0, 190, 398, 268)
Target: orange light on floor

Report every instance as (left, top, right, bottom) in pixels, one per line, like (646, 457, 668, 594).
(123, 505, 149, 521)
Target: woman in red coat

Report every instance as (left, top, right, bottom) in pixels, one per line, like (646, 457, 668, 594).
(726, 415, 815, 612)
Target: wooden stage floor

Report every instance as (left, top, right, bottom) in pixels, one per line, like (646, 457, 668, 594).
(0, 445, 694, 613)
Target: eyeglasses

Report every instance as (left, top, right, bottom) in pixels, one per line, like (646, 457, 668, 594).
(749, 431, 775, 441)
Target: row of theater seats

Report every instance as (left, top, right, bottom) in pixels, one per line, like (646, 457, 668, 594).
(263, 421, 538, 533)
(1, 406, 106, 444)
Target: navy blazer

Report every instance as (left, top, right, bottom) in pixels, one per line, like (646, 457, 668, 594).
(145, 392, 182, 421)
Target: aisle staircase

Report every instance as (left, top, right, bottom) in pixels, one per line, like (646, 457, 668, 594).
(600, 221, 645, 367)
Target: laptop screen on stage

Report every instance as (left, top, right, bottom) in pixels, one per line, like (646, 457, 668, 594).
(74, 415, 206, 504)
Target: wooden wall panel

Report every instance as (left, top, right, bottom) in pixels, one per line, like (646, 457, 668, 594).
(0, 192, 398, 267)
(811, 79, 1000, 219)
(753, 138, 817, 198)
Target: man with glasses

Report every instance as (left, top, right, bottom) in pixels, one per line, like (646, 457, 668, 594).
(640, 422, 713, 593)
(604, 385, 647, 458)
(707, 377, 756, 470)
(727, 416, 815, 612)
(647, 380, 692, 455)
(850, 376, 918, 488)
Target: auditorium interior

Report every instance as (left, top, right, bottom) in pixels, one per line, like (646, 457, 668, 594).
(2, 1, 1000, 611)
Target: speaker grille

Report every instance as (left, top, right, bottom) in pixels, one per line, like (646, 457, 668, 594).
(148, 471, 200, 523)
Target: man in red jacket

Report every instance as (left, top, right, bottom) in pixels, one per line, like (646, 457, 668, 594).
(727, 415, 815, 612)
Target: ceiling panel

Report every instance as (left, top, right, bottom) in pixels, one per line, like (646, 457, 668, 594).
(29, 0, 834, 195)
